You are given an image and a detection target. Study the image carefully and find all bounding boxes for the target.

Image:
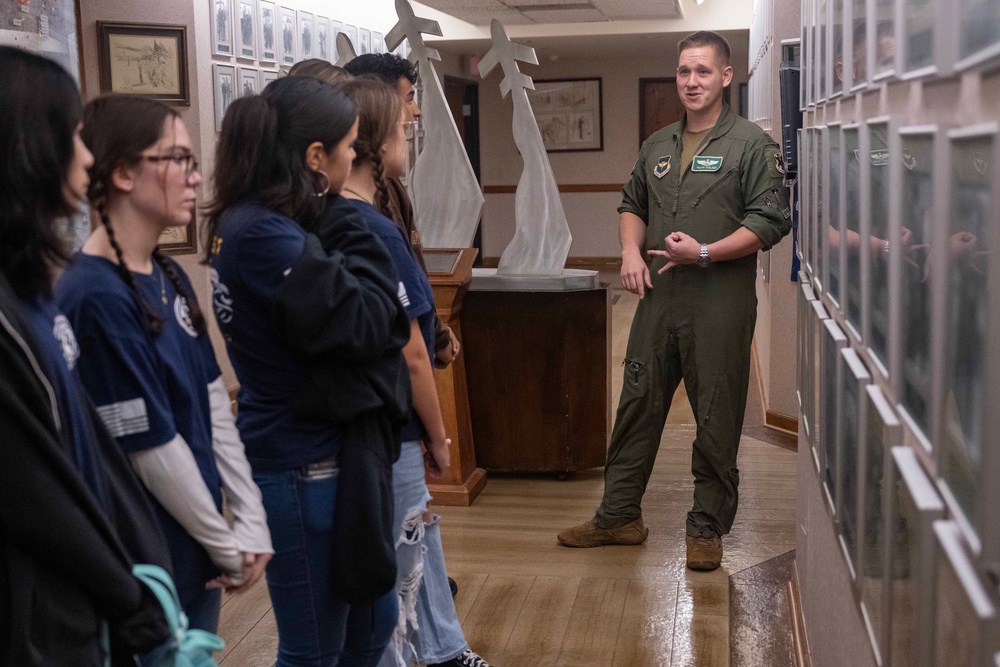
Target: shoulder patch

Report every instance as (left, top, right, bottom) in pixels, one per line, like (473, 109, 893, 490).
(774, 151, 785, 175)
(653, 155, 671, 179)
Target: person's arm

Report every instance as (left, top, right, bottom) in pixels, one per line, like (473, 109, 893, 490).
(128, 435, 244, 581)
(205, 376, 272, 590)
(402, 319, 450, 478)
(649, 227, 765, 271)
(621, 211, 653, 297)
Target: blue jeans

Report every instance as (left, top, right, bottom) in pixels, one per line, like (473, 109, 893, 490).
(254, 466, 397, 667)
(378, 442, 467, 667)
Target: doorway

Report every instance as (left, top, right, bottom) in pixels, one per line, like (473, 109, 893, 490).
(443, 75, 483, 263)
(639, 78, 683, 145)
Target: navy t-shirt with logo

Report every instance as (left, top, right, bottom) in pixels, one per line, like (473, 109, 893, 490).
(350, 199, 436, 443)
(18, 296, 111, 512)
(209, 203, 341, 470)
(56, 253, 223, 601)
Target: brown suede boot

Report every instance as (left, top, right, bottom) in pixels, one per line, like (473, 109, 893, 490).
(557, 517, 649, 547)
(686, 534, 723, 570)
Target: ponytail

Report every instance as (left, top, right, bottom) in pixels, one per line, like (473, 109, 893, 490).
(204, 76, 358, 261)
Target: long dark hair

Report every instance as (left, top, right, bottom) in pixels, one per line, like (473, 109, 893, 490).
(338, 77, 403, 221)
(204, 75, 358, 259)
(0, 47, 83, 299)
(82, 95, 205, 336)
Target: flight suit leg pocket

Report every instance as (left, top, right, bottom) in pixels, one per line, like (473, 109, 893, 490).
(623, 357, 647, 391)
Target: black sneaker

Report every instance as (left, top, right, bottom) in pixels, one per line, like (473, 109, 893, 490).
(449, 576, 459, 598)
(430, 649, 493, 667)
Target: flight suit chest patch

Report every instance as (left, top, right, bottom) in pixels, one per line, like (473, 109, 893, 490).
(691, 156, 724, 172)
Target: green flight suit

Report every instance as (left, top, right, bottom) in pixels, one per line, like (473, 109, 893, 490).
(596, 103, 791, 538)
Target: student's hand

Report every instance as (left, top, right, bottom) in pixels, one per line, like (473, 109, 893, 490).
(227, 552, 271, 594)
(434, 328, 461, 368)
(621, 248, 653, 298)
(649, 232, 699, 272)
(424, 438, 452, 481)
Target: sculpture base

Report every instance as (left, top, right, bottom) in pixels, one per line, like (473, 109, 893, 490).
(462, 275, 611, 473)
(427, 467, 487, 507)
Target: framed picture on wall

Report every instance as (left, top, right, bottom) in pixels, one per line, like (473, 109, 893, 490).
(279, 6, 296, 66)
(358, 27, 371, 55)
(210, 0, 233, 56)
(213, 63, 236, 132)
(330, 20, 343, 62)
(373, 31, 384, 53)
(297, 10, 314, 60)
(260, 68, 279, 89)
(238, 66, 258, 97)
(343, 24, 359, 56)
(258, 0, 277, 62)
(528, 78, 603, 152)
(235, 0, 256, 60)
(316, 16, 330, 61)
(98, 22, 190, 105)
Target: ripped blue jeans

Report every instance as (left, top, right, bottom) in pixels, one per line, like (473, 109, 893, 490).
(377, 441, 468, 667)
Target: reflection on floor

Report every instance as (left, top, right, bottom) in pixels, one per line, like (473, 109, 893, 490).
(216, 290, 799, 666)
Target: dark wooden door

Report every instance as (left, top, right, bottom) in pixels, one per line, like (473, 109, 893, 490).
(639, 77, 684, 145)
(443, 75, 483, 261)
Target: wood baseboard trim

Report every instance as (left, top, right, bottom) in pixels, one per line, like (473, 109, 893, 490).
(766, 410, 799, 436)
(787, 562, 812, 667)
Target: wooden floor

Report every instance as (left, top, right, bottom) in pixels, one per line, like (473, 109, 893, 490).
(216, 290, 798, 666)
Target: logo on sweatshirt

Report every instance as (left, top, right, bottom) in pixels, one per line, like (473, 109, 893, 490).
(52, 315, 79, 371)
(174, 296, 198, 338)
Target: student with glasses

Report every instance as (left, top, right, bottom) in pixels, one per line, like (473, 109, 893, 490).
(55, 95, 272, 646)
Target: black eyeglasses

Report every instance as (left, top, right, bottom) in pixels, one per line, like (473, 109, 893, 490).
(138, 153, 200, 178)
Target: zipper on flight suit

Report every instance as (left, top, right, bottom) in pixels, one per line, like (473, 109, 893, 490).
(691, 168, 737, 208)
(675, 131, 718, 213)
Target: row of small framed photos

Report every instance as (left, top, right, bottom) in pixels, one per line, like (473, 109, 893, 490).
(800, 0, 1000, 111)
(795, 120, 999, 545)
(210, 0, 398, 68)
(797, 276, 999, 666)
(211, 64, 279, 130)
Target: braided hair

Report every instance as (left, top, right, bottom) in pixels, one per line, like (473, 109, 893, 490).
(337, 76, 403, 221)
(81, 94, 205, 337)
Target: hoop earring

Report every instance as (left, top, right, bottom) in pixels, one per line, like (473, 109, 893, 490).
(313, 170, 331, 197)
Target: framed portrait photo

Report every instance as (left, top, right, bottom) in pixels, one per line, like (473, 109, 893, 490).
(528, 78, 603, 152)
(213, 63, 236, 132)
(210, 0, 233, 56)
(258, 0, 277, 62)
(238, 66, 258, 97)
(330, 20, 343, 62)
(235, 0, 256, 59)
(358, 27, 371, 55)
(98, 22, 190, 105)
(297, 10, 314, 60)
(373, 31, 384, 53)
(279, 6, 296, 66)
(260, 68, 279, 89)
(315, 16, 330, 62)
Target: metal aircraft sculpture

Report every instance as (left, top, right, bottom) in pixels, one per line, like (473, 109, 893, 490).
(334, 32, 357, 67)
(387, 0, 484, 249)
(479, 19, 571, 275)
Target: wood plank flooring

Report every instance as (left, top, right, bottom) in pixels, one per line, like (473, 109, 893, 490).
(217, 290, 798, 666)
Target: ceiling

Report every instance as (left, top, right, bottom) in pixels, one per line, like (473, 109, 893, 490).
(433, 27, 747, 61)
(414, 0, 684, 25)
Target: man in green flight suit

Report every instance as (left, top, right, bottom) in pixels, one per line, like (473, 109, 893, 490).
(557, 31, 791, 571)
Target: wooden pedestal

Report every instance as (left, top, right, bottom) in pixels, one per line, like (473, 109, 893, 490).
(424, 248, 486, 506)
(462, 283, 612, 473)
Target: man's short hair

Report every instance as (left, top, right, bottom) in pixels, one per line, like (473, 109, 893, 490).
(678, 31, 732, 67)
(344, 53, 417, 86)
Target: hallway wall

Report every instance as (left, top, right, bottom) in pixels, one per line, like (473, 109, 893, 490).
(473, 38, 750, 261)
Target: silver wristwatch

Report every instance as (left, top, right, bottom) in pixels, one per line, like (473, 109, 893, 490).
(696, 243, 711, 268)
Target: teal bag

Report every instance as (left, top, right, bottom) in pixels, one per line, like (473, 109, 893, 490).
(131, 564, 226, 667)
